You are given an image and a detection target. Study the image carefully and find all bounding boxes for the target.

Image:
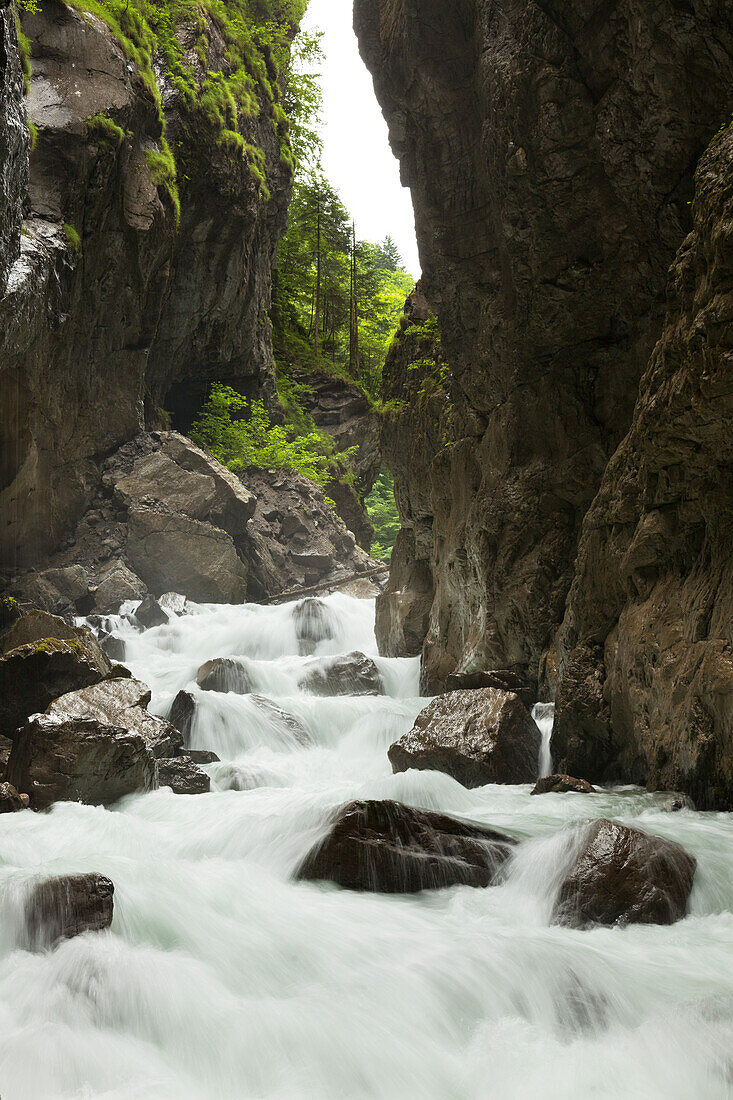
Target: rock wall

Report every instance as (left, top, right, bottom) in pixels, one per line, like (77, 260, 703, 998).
(552, 127, 733, 809)
(0, 0, 292, 571)
(356, 0, 733, 701)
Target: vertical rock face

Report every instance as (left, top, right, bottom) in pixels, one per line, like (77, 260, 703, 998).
(355, 0, 733, 695)
(0, 0, 27, 293)
(552, 128, 733, 808)
(0, 0, 293, 570)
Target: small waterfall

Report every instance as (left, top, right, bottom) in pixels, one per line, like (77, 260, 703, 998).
(532, 702, 555, 778)
(0, 594, 730, 1098)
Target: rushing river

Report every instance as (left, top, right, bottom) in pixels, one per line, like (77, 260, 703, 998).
(1, 594, 732, 1098)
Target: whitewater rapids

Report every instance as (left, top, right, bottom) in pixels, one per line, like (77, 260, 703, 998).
(0, 593, 732, 1099)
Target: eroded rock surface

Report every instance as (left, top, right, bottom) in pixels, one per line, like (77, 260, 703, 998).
(355, 0, 733, 700)
(296, 799, 516, 893)
(531, 775, 596, 796)
(554, 819, 696, 928)
(389, 688, 541, 788)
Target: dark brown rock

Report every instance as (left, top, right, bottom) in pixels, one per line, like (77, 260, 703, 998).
(168, 689, 196, 744)
(531, 774, 596, 796)
(0, 782, 29, 812)
(0, 633, 111, 738)
(44, 677, 183, 759)
(24, 873, 114, 950)
(0, 610, 85, 655)
(157, 757, 210, 795)
(299, 652, 384, 697)
(444, 669, 536, 712)
(134, 594, 169, 629)
(355, 0, 733, 698)
(251, 695, 313, 745)
(184, 748, 219, 764)
(197, 658, 252, 694)
(389, 688, 541, 788)
(552, 127, 733, 809)
(554, 819, 696, 928)
(296, 799, 516, 893)
(7, 713, 157, 809)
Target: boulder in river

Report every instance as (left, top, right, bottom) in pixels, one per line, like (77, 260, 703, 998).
(299, 652, 384, 697)
(24, 873, 114, 950)
(0, 630, 111, 738)
(293, 597, 335, 655)
(157, 757, 211, 795)
(296, 799, 516, 893)
(197, 658, 252, 694)
(532, 774, 597, 795)
(0, 782, 29, 813)
(554, 818, 696, 928)
(388, 688, 541, 788)
(7, 713, 157, 810)
(45, 678, 183, 759)
(251, 695, 313, 746)
(168, 690, 197, 743)
(444, 669, 536, 711)
(134, 594, 169, 629)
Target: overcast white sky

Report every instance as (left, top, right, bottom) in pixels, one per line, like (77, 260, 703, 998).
(300, 0, 421, 277)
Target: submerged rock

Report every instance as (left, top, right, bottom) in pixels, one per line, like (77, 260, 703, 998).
(554, 819, 696, 928)
(24, 873, 114, 950)
(293, 598, 335, 656)
(0, 631, 111, 737)
(45, 678, 182, 759)
(0, 782, 29, 813)
(157, 757, 211, 795)
(197, 658, 252, 694)
(299, 652, 384, 697)
(296, 799, 516, 893)
(251, 695, 313, 746)
(389, 689, 541, 788)
(7, 713, 157, 809)
(532, 774, 597, 795)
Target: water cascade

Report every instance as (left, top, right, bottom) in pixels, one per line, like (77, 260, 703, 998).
(0, 594, 732, 1098)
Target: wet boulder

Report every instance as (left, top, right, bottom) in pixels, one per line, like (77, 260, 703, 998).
(0, 629, 111, 738)
(24, 873, 114, 950)
(134, 594, 169, 629)
(185, 748, 220, 764)
(296, 799, 516, 893)
(293, 598, 335, 655)
(444, 669, 536, 711)
(7, 713, 157, 809)
(197, 658, 252, 694)
(388, 688, 541, 788)
(168, 689, 196, 743)
(299, 652, 384, 697)
(157, 757, 211, 795)
(554, 819, 696, 928)
(532, 774, 597, 795)
(0, 782, 29, 813)
(45, 678, 183, 759)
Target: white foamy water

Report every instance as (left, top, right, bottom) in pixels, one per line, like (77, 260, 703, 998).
(1, 594, 732, 1098)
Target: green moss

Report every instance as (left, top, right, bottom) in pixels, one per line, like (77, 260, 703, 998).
(50, 0, 305, 225)
(63, 223, 82, 253)
(145, 142, 181, 223)
(86, 111, 126, 147)
(14, 15, 32, 94)
(27, 119, 38, 151)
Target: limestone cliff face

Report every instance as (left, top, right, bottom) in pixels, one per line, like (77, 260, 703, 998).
(356, 0, 733, 699)
(0, 0, 292, 571)
(552, 128, 733, 809)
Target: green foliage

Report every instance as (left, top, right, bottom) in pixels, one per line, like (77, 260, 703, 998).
(27, 119, 38, 150)
(63, 223, 82, 253)
(13, 13, 32, 93)
(366, 467, 400, 562)
(274, 168, 414, 402)
(145, 142, 181, 222)
(86, 112, 126, 147)
(190, 384, 332, 487)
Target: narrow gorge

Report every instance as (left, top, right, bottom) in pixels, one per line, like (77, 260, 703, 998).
(1, 0, 733, 1096)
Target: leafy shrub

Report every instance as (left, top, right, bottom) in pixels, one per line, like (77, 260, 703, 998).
(366, 466, 400, 562)
(190, 383, 331, 487)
